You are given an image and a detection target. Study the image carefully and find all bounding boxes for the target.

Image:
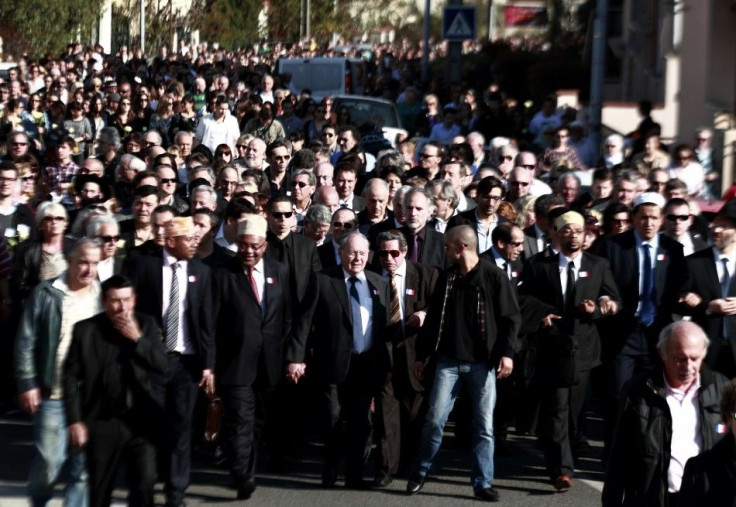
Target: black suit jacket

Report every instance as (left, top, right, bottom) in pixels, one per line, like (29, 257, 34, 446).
(63, 312, 167, 428)
(293, 266, 389, 386)
(521, 224, 544, 262)
(679, 434, 736, 506)
(398, 225, 445, 270)
(125, 251, 215, 372)
(446, 209, 509, 252)
(317, 241, 339, 269)
(520, 252, 621, 371)
(213, 257, 294, 387)
(265, 231, 320, 312)
(682, 247, 736, 372)
(600, 230, 688, 353)
(367, 217, 402, 251)
(371, 261, 439, 393)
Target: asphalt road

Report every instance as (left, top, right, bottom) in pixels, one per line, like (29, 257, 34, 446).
(0, 408, 605, 506)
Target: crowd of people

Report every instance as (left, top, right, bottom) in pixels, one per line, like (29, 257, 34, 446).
(1, 39, 736, 507)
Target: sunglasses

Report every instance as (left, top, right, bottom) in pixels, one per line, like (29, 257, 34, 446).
(272, 155, 291, 161)
(332, 221, 355, 229)
(500, 156, 514, 161)
(43, 216, 66, 222)
(21, 175, 36, 182)
(291, 181, 309, 188)
(378, 249, 401, 258)
(160, 178, 177, 184)
(271, 211, 293, 219)
(87, 204, 108, 211)
(236, 145, 247, 149)
(12, 142, 28, 147)
(507, 241, 523, 247)
(100, 235, 120, 243)
(510, 181, 530, 187)
(666, 214, 690, 222)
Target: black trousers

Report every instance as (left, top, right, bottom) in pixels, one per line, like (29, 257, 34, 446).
(539, 369, 590, 479)
(221, 384, 258, 485)
(151, 354, 200, 503)
(374, 346, 426, 477)
(322, 352, 374, 483)
(87, 418, 156, 507)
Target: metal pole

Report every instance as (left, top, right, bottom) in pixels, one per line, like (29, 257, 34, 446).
(421, 0, 431, 85)
(140, 0, 145, 55)
(447, 0, 462, 84)
(306, 0, 311, 41)
(589, 0, 607, 154)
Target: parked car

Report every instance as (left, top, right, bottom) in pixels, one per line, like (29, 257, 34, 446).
(331, 95, 408, 152)
(276, 57, 366, 102)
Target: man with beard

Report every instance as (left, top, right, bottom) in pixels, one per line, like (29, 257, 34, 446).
(520, 211, 619, 491)
(679, 200, 736, 378)
(447, 176, 507, 254)
(399, 187, 445, 269)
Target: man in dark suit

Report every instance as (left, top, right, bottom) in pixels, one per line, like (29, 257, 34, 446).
(87, 215, 124, 281)
(520, 211, 620, 491)
(371, 230, 438, 487)
(213, 215, 303, 500)
(447, 176, 507, 254)
(679, 200, 736, 378)
(521, 194, 566, 262)
(125, 216, 215, 507)
(663, 197, 709, 256)
(357, 178, 393, 236)
(64, 275, 168, 507)
(399, 187, 445, 269)
(294, 232, 389, 489)
(265, 195, 321, 314)
(118, 185, 160, 255)
(317, 208, 357, 269)
(335, 164, 365, 212)
(599, 192, 688, 448)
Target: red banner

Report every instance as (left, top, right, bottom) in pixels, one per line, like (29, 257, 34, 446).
(504, 6, 548, 27)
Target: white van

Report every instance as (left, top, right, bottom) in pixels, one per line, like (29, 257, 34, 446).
(276, 57, 366, 102)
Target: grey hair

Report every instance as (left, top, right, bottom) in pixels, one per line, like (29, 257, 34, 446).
(557, 172, 581, 189)
(430, 179, 460, 210)
(393, 185, 412, 209)
(191, 185, 217, 203)
(376, 230, 408, 250)
(191, 166, 216, 183)
(99, 127, 121, 150)
(362, 177, 389, 197)
(86, 215, 119, 238)
(656, 321, 710, 355)
(304, 204, 332, 227)
(403, 186, 435, 211)
(68, 237, 102, 260)
(143, 130, 163, 145)
(338, 231, 369, 250)
(293, 169, 316, 187)
(35, 201, 68, 226)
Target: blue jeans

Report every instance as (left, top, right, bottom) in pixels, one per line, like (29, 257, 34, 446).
(415, 358, 497, 490)
(28, 399, 88, 507)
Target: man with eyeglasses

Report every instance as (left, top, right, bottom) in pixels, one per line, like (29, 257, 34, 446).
(291, 170, 316, 226)
(87, 215, 122, 282)
(265, 140, 292, 197)
(603, 321, 727, 507)
(662, 198, 708, 256)
(679, 200, 736, 379)
(496, 144, 518, 180)
(405, 141, 443, 182)
(6, 132, 31, 160)
(371, 230, 438, 488)
(317, 207, 357, 268)
(315, 161, 335, 188)
(156, 165, 189, 214)
(521, 211, 619, 492)
(322, 124, 339, 155)
(447, 176, 508, 254)
(668, 144, 706, 198)
(515, 151, 552, 197)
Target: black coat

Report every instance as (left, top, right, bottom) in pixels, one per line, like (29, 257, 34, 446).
(265, 231, 321, 313)
(213, 257, 293, 387)
(317, 241, 339, 270)
(599, 230, 688, 354)
(125, 251, 215, 372)
(519, 252, 621, 373)
(679, 433, 736, 506)
(681, 247, 736, 375)
(398, 225, 445, 270)
(292, 266, 389, 386)
(63, 312, 167, 429)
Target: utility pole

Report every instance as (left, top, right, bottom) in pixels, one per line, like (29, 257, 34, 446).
(446, 0, 462, 84)
(140, 0, 145, 55)
(421, 0, 431, 85)
(589, 0, 608, 152)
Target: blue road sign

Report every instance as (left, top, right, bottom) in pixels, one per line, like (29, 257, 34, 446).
(443, 6, 477, 41)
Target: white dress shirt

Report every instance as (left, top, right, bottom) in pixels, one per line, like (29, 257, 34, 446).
(343, 270, 373, 353)
(559, 254, 582, 301)
(244, 258, 266, 312)
(475, 212, 498, 254)
(97, 256, 115, 282)
(162, 252, 192, 354)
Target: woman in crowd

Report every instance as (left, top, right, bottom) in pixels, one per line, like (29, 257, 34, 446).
(149, 92, 177, 146)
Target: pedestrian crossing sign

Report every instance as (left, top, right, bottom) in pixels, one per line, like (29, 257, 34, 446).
(443, 6, 477, 41)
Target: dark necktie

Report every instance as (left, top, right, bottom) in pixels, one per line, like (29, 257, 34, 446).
(564, 262, 576, 334)
(503, 261, 510, 280)
(165, 263, 180, 351)
(410, 234, 419, 263)
(722, 258, 730, 339)
(641, 244, 655, 327)
(389, 272, 401, 326)
(248, 266, 260, 304)
(349, 276, 363, 344)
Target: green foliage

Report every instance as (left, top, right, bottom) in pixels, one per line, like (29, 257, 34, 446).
(193, 0, 263, 49)
(0, 0, 103, 58)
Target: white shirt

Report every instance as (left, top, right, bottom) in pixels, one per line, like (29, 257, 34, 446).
(244, 258, 266, 312)
(664, 374, 702, 493)
(530, 178, 553, 197)
(97, 256, 115, 282)
(674, 233, 696, 257)
(534, 224, 547, 254)
(338, 194, 356, 210)
(162, 251, 192, 354)
(343, 270, 373, 353)
(475, 212, 498, 254)
(383, 261, 406, 320)
(559, 254, 582, 301)
(195, 112, 240, 154)
(490, 247, 512, 280)
(214, 223, 237, 252)
(634, 231, 660, 316)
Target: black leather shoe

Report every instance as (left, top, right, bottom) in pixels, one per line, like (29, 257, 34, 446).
(236, 477, 257, 500)
(474, 487, 500, 501)
(406, 473, 425, 495)
(374, 472, 394, 488)
(345, 479, 374, 490)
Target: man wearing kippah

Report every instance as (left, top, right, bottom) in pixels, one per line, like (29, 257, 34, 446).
(520, 211, 620, 491)
(124, 216, 215, 507)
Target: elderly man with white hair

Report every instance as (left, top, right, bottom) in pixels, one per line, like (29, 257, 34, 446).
(603, 321, 729, 507)
(87, 215, 121, 281)
(190, 185, 218, 212)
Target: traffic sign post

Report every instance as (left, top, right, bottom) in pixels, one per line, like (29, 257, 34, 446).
(443, 6, 477, 41)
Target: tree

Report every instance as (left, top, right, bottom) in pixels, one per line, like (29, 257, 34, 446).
(192, 0, 263, 50)
(0, 0, 103, 58)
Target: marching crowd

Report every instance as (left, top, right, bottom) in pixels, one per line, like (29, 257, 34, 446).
(1, 40, 736, 507)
